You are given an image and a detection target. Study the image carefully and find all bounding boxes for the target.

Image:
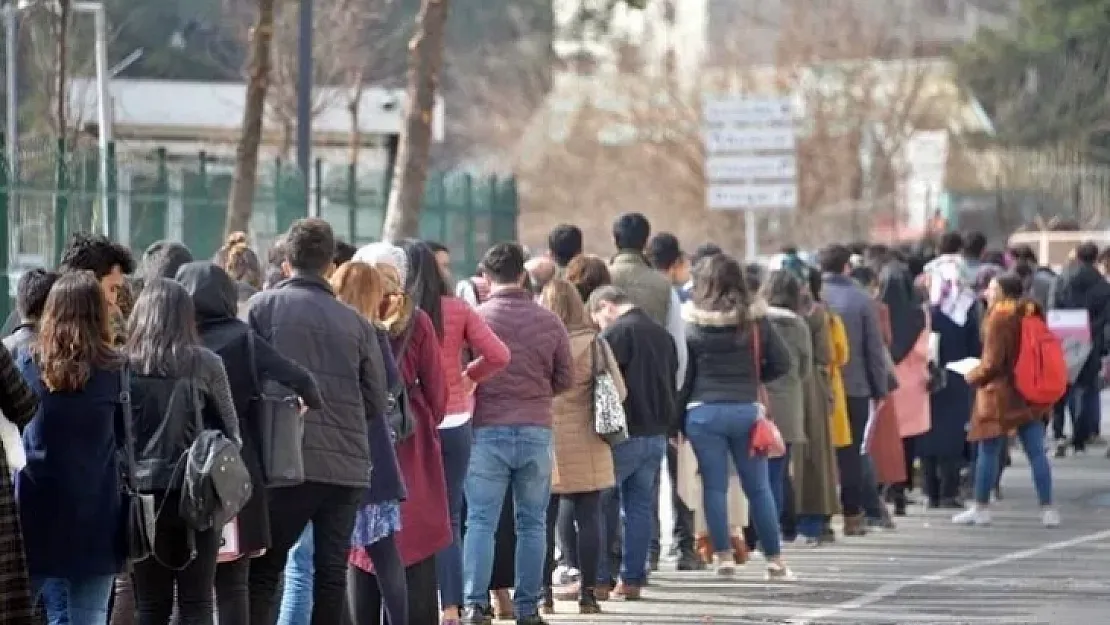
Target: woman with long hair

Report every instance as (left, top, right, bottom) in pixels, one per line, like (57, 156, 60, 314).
(565, 255, 612, 303)
(175, 261, 322, 625)
(395, 239, 509, 625)
(957, 272, 1059, 527)
(125, 277, 240, 624)
(680, 253, 795, 580)
(15, 271, 123, 624)
(328, 260, 409, 625)
(539, 279, 623, 615)
(348, 242, 450, 625)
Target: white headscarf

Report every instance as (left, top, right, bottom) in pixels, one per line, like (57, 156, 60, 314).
(922, 253, 976, 326)
(354, 242, 408, 287)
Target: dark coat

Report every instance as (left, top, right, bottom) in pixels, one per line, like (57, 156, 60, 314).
(177, 261, 323, 553)
(917, 304, 982, 458)
(16, 358, 125, 577)
(966, 300, 1051, 442)
(1052, 262, 1110, 386)
(0, 343, 40, 625)
(364, 329, 406, 505)
(247, 274, 389, 487)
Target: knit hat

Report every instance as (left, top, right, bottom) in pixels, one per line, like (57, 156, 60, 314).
(354, 242, 408, 286)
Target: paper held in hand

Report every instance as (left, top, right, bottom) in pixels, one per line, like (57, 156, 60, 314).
(945, 357, 981, 377)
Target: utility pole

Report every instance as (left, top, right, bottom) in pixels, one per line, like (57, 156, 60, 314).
(296, 0, 313, 216)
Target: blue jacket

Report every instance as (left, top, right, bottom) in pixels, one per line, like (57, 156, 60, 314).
(16, 356, 125, 577)
(821, 273, 890, 400)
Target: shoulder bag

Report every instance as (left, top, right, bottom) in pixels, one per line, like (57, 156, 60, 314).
(387, 321, 417, 442)
(590, 337, 628, 446)
(119, 366, 157, 564)
(747, 321, 786, 458)
(247, 331, 306, 487)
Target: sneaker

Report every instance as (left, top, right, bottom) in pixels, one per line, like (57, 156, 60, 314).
(713, 552, 736, 576)
(515, 614, 548, 625)
(765, 563, 796, 581)
(1042, 509, 1061, 528)
(951, 507, 992, 526)
(462, 605, 493, 625)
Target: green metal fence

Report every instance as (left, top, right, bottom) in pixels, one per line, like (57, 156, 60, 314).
(0, 137, 518, 285)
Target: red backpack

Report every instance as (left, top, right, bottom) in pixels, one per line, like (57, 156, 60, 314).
(1014, 313, 1068, 406)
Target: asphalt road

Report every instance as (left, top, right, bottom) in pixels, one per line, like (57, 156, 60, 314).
(544, 424, 1110, 624)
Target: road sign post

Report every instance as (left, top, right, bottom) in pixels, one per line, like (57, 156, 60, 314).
(702, 96, 798, 260)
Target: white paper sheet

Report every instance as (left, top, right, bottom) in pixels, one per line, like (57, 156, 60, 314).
(945, 357, 981, 377)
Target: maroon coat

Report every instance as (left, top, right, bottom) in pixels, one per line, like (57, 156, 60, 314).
(473, 288, 573, 428)
(350, 309, 450, 570)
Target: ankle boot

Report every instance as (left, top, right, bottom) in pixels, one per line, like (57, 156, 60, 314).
(541, 586, 553, 614)
(843, 513, 868, 536)
(730, 535, 749, 564)
(695, 533, 713, 564)
(578, 587, 601, 614)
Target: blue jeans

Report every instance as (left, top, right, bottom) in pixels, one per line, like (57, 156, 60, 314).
(436, 422, 472, 608)
(796, 515, 827, 539)
(974, 420, 1053, 506)
(686, 403, 782, 557)
(609, 435, 666, 586)
(31, 575, 115, 625)
(462, 426, 553, 616)
(277, 522, 314, 625)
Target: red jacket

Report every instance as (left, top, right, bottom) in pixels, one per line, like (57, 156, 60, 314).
(349, 309, 451, 570)
(440, 296, 510, 415)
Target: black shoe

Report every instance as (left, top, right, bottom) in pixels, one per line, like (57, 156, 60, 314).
(676, 551, 706, 571)
(939, 497, 964, 509)
(516, 614, 549, 625)
(541, 586, 554, 614)
(894, 500, 907, 516)
(462, 604, 493, 625)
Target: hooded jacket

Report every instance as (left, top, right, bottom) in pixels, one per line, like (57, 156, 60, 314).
(176, 261, 325, 551)
(138, 240, 194, 291)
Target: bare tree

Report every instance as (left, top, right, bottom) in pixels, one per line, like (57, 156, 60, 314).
(225, 0, 277, 236)
(380, 0, 451, 241)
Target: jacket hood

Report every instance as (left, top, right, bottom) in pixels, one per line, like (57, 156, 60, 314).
(765, 305, 801, 321)
(682, 298, 767, 327)
(176, 261, 238, 321)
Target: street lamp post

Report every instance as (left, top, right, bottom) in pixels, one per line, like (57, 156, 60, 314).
(296, 0, 313, 216)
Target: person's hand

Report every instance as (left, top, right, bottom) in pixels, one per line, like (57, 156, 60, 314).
(461, 371, 477, 396)
(297, 397, 309, 416)
(669, 433, 685, 449)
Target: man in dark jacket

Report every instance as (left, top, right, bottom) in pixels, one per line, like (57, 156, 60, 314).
(819, 244, 891, 536)
(588, 286, 678, 600)
(245, 218, 389, 625)
(3, 269, 58, 357)
(1051, 242, 1110, 453)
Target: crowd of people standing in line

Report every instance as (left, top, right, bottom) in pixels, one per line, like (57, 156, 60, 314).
(0, 211, 1087, 625)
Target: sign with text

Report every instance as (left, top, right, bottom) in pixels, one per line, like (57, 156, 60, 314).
(702, 96, 797, 213)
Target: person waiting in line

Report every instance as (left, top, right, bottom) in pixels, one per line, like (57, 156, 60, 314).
(956, 272, 1060, 528)
(4, 269, 59, 358)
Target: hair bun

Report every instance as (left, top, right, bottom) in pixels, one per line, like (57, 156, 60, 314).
(226, 231, 249, 249)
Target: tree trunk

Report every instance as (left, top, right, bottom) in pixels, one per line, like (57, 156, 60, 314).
(54, 0, 70, 135)
(347, 73, 364, 168)
(225, 0, 277, 237)
(380, 0, 450, 242)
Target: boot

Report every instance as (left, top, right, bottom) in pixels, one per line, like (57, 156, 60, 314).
(730, 535, 749, 564)
(578, 587, 602, 614)
(695, 534, 713, 565)
(843, 513, 868, 537)
(541, 586, 554, 615)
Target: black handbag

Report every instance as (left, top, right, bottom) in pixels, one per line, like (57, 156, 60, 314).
(387, 323, 417, 442)
(179, 384, 253, 532)
(119, 366, 156, 564)
(246, 331, 306, 487)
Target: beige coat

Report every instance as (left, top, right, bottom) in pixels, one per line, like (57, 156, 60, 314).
(676, 441, 749, 532)
(551, 328, 625, 495)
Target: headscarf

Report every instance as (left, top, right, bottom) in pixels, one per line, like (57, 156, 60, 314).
(354, 242, 409, 287)
(354, 242, 412, 333)
(922, 253, 976, 326)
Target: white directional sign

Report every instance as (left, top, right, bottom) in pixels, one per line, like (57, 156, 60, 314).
(707, 184, 798, 211)
(703, 127, 796, 153)
(705, 155, 797, 180)
(702, 97, 794, 125)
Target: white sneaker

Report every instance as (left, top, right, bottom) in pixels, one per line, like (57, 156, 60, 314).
(713, 552, 736, 577)
(1042, 509, 1061, 528)
(952, 507, 992, 526)
(765, 563, 796, 581)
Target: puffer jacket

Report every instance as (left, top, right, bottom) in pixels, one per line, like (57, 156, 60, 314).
(246, 274, 388, 488)
(473, 288, 574, 428)
(680, 300, 791, 410)
(763, 305, 812, 444)
(551, 328, 624, 495)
